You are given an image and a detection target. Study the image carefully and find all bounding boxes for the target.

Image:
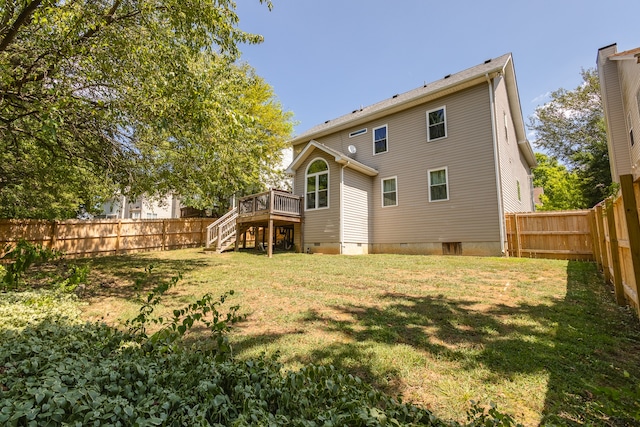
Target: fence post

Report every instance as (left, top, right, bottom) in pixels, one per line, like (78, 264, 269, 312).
(50, 220, 58, 251)
(161, 220, 167, 251)
(595, 205, 609, 281)
(588, 210, 602, 269)
(115, 220, 122, 255)
(606, 200, 626, 306)
(620, 174, 640, 315)
(513, 213, 522, 258)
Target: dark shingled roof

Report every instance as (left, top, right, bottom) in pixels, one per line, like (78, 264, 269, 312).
(291, 53, 513, 145)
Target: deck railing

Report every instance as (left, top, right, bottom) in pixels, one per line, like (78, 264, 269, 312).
(238, 190, 302, 218)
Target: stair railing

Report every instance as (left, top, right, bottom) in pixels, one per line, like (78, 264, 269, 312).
(206, 209, 238, 249)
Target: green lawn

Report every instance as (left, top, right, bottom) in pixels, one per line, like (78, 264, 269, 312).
(63, 249, 640, 426)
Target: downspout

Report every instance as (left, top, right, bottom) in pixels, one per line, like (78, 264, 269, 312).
(486, 73, 506, 255)
(339, 163, 348, 254)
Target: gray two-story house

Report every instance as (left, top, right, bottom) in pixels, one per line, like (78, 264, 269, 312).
(286, 53, 536, 256)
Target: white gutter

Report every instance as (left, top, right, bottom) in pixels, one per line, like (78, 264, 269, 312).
(487, 73, 506, 255)
(339, 163, 348, 254)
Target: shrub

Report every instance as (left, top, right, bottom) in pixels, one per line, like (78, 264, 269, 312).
(1, 240, 59, 291)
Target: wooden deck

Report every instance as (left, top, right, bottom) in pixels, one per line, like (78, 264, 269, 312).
(236, 190, 303, 257)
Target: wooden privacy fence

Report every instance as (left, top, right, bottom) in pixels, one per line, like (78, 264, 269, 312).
(590, 174, 640, 317)
(0, 218, 216, 258)
(506, 174, 640, 317)
(505, 210, 595, 261)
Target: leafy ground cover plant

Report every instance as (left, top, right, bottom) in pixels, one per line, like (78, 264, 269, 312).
(1, 240, 59, 291)
(0, 285, 520, 426)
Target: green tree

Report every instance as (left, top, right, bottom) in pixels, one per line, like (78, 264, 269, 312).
(529, 68, 613, 208)
(0, 0, 291, 219)
(533, 153, 585, 211)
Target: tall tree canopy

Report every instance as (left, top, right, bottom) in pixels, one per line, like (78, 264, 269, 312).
(0, 0, 293, 219)
(529, 68, 613, 208)
(532, 153, 585, 211)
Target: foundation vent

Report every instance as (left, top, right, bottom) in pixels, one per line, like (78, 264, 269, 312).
(442, 242, 462, 255)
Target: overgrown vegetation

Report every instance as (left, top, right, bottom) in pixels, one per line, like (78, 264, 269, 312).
(0, 273, 520, 426)
(1, 240, 59, 291)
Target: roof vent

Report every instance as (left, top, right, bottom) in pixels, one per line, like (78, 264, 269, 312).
(324, 120, 330, 124)
(484, 59, 492, 64)
(444, 74, 451, 79)
(352, 110, 358, 114)
(392, 94, 398, 98)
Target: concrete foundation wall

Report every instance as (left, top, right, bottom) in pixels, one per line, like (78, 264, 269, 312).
(304, 241, 503, 256)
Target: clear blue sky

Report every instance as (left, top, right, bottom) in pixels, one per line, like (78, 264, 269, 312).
(235, 0, 639, 146)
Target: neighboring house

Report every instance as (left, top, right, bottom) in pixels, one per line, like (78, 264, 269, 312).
(286, 53, 536, 256)
(597, 44, 640, 183)
(99, 194, 182, 219)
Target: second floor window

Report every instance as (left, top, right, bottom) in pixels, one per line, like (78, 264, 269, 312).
(427, 107, 447, 141)
(373, 125, 388, 154)
(306, 159, 329, 210)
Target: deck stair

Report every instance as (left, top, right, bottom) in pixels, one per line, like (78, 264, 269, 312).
(204, 189, 303, 257)
(205, 209, 238, 253)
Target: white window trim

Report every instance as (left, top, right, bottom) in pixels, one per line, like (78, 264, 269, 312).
(381, 176, 398, 208)
(372, 124, 388, 155)
(305, 157, 330, 211)
(426, 106, 447, 142)
(428, 167, 449, 202)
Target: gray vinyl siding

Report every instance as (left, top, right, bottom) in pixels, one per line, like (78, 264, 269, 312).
(617, 59, 640, 180)
(598, 46, 633, 181)
(293, 150, 340, 243)
(493, 76, 533, 213)
(314, 83, 501, 243)
(343, 169, 372, 244)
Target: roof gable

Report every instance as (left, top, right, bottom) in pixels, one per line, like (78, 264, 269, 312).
(286, 140, 378, 177)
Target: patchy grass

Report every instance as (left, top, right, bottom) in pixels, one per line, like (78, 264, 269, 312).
(35, 249, 640, 426)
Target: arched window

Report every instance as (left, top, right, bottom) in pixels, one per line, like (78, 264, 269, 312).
(306, 159, 329, 210)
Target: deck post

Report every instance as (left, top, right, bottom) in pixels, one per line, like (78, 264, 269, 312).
(267, 219, 274, 258)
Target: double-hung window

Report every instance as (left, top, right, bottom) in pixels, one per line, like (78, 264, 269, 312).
(373, 125, 388, 154)
(428, 167, 449, 202)
(427, 107, 447, 141)
(306, 159, 329, 210)
(381, 177, 397, 207)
